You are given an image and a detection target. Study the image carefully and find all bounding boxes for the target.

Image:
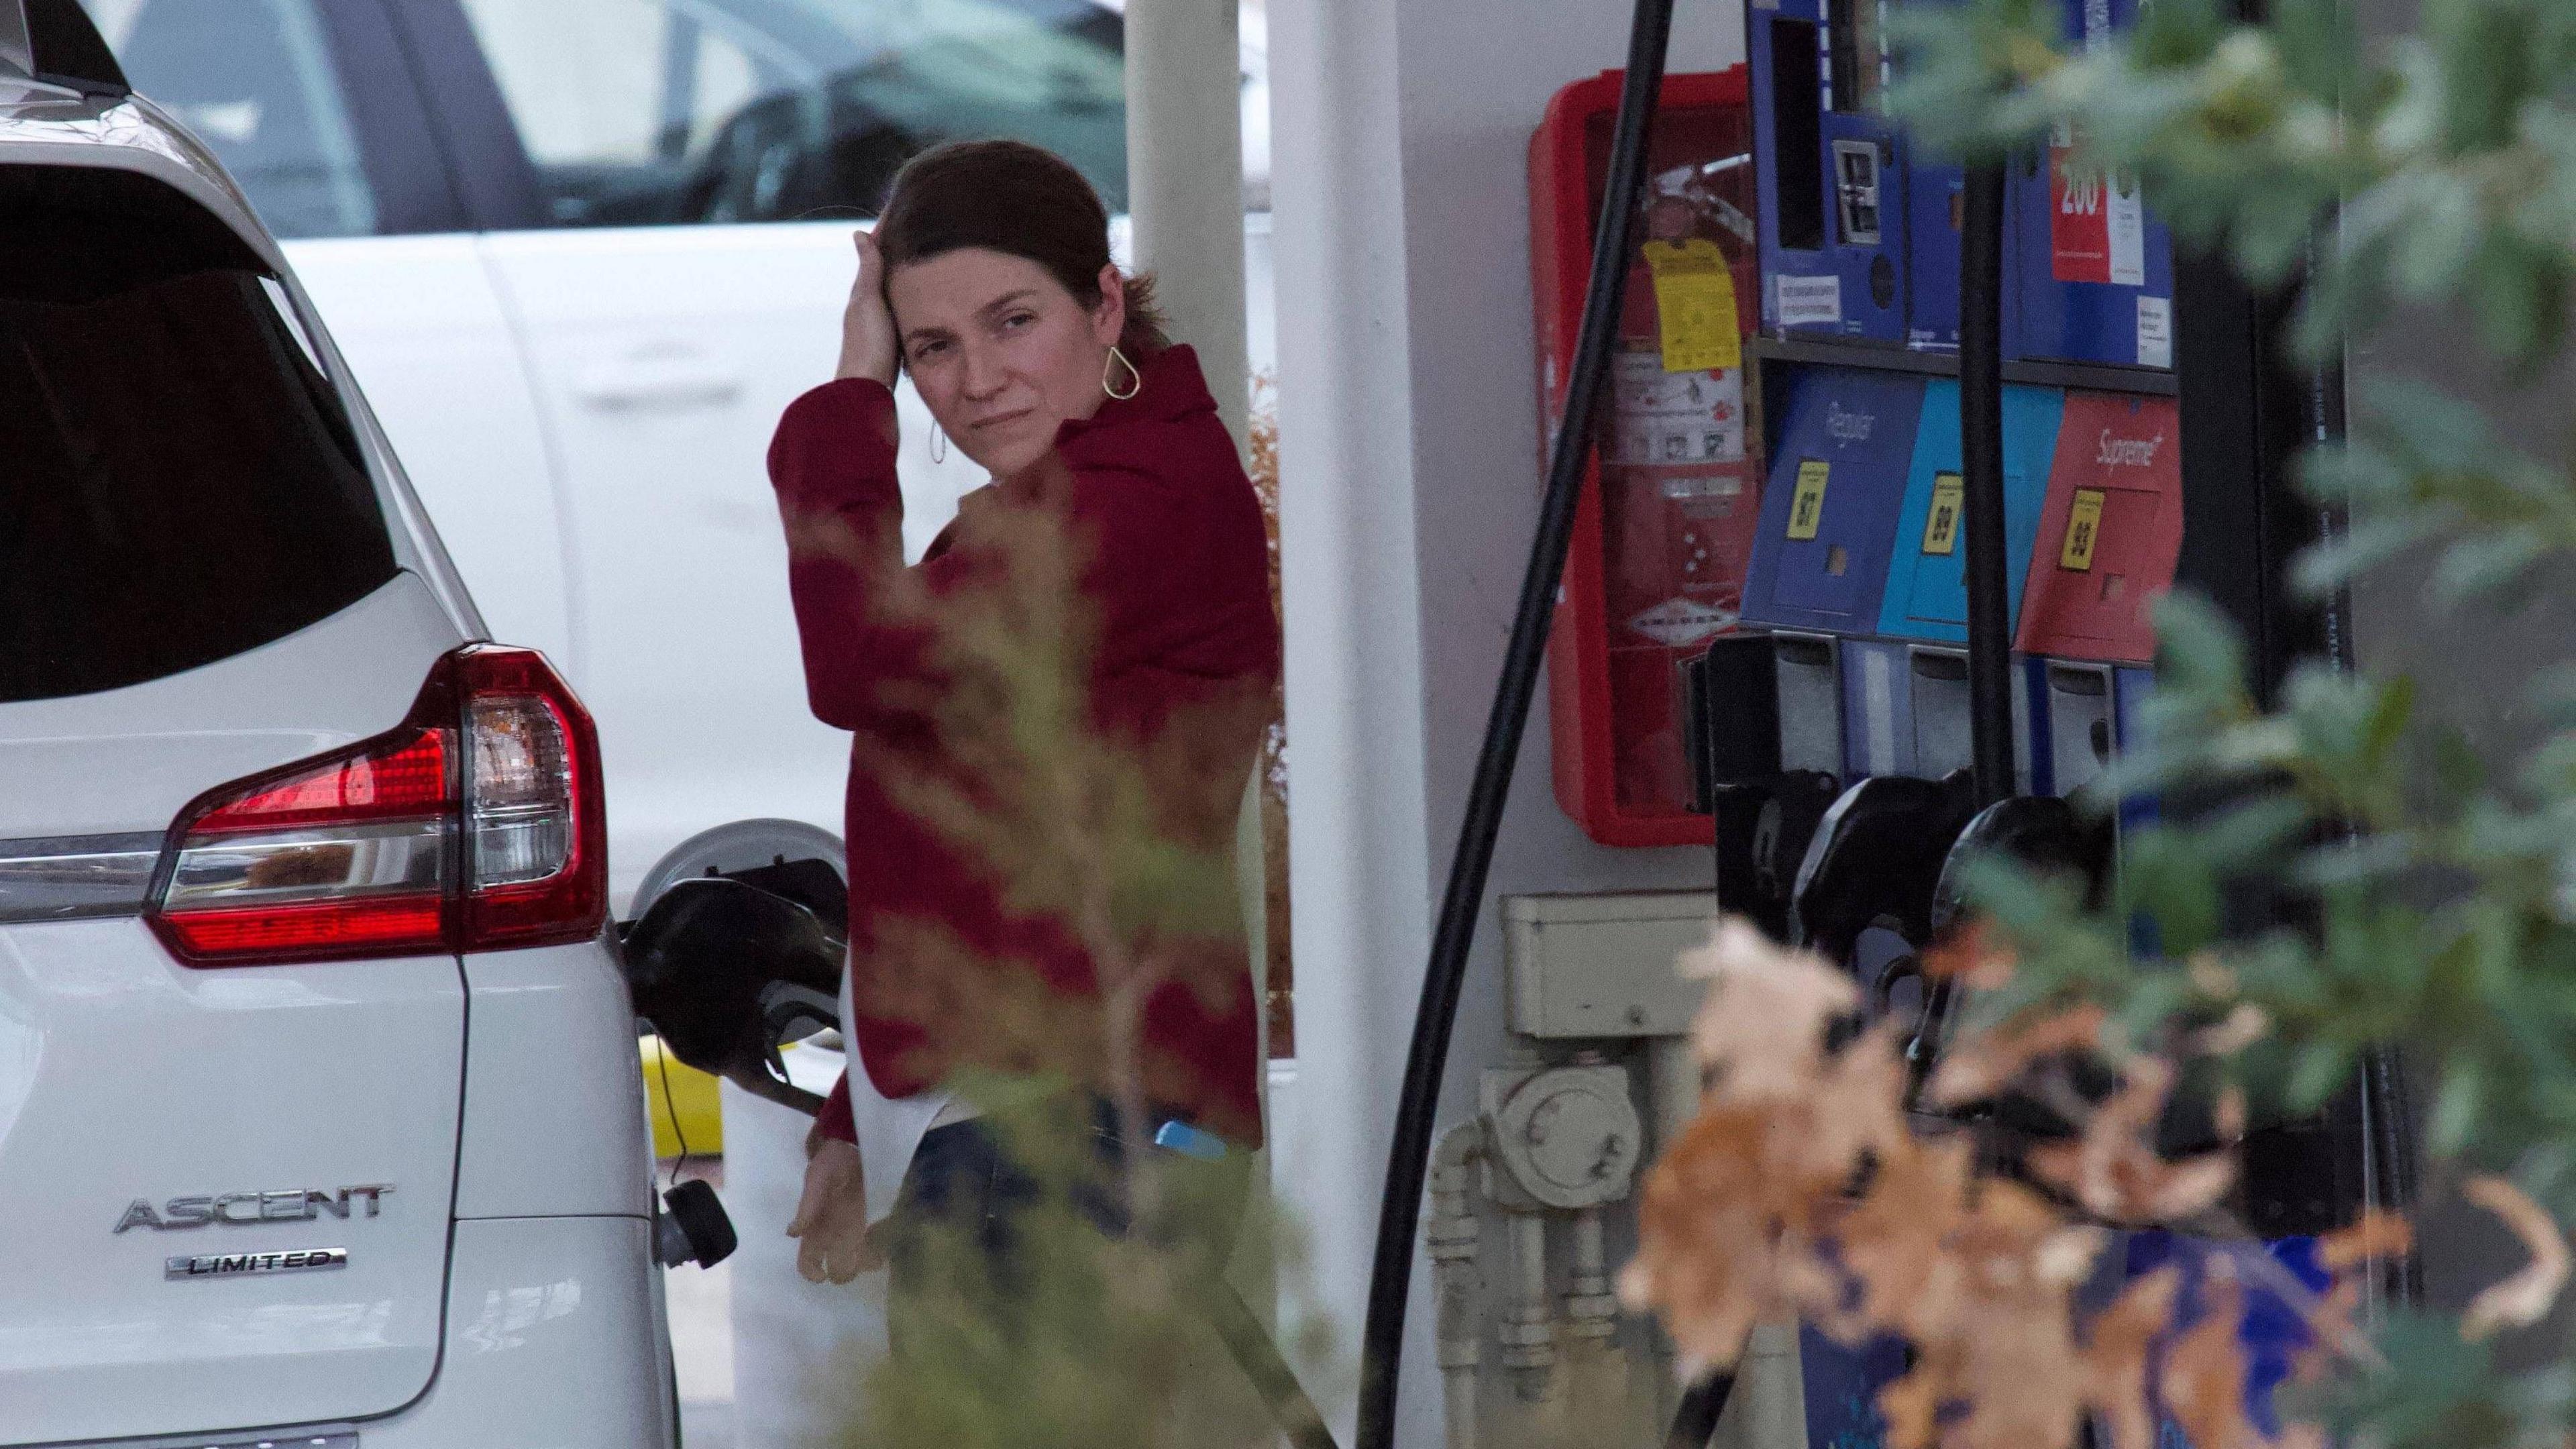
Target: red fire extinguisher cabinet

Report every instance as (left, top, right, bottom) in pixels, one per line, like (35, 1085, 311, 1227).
(1531, 66, 1760, 848)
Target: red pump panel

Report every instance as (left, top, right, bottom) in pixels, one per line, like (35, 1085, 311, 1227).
(1532, 66, 1759, 847)
(2014, 391, 2183, 664)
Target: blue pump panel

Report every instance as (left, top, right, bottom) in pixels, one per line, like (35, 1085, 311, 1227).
(1749, 0, 1909, 343)
(1839, 639, 1910, 780)
(1905, 159, 1965, 352)
(2006, 0, 2176, 369)
(1741, 367, 1925, 633)
(1875, 381, 2065, 643)
(1799, 1323, 1905, 1449)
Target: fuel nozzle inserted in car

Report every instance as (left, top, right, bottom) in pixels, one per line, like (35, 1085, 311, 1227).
(620, 857, 848, 1117)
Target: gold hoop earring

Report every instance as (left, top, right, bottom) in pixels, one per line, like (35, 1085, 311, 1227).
(928, 423, 948, 464)
(1102, 345, 1142, 401)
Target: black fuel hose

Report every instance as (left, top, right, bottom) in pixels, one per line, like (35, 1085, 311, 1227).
(1350, 0, 1678, 1440)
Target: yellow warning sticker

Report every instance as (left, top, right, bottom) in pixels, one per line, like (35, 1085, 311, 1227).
(1788, 460, 1830, 541)
(2061, 488, 2106, 570)
(1642, 238, 1742, 374)
(1922, 472, 1964, 555)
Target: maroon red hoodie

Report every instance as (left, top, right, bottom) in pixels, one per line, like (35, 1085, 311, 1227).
(766, 344, 1277, 1147)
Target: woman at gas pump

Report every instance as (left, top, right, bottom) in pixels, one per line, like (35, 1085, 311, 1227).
(763, 141, 1277, 1319)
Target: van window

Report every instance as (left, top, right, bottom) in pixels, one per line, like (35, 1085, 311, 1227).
(453, 0, 1126, 227)
(76, 0, 383, 239)
(0, 167, 396, 702)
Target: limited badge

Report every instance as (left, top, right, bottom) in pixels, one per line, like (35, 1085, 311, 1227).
(1921, 473, 1964, 555)
(167, 1247, 348, 1281)
(1641, 238, 1742, 374)
(2061, 488, 2106, 570)
(1787, 460, 1831, 541)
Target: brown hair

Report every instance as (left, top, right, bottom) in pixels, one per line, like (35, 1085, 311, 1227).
(873, 140, 1172, 359)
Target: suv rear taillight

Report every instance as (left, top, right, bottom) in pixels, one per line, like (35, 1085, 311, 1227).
(147, 646, 607, 966)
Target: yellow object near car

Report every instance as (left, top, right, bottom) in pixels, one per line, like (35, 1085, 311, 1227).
(641, 1036, 723, 1158)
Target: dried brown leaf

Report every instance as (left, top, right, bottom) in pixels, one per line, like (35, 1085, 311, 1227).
(2194, 1004, 2271, 1057)
(1682, 918, 1858, 1099)
(1921, 919, 2016, 989)
(1926, 1003, 2108, 1108)
(2164, 1275, 2258, 1449)
(2462, 1175, 2570, 1340)
(2317, 1210, 2414, 1272)
(1877, 1364, 1943, 1449)
(1620, 1106, 1793, 1368)
(2025, 1057, 2235, 1224)
(2082, 1267, 2182, 1449)
(1834, 1133, 1976, 1337)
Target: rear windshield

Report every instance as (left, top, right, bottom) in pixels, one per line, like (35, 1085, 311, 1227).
(0, 164, 396, 702)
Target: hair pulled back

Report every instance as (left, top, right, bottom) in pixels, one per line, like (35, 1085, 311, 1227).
(873, 140, 1171, 359)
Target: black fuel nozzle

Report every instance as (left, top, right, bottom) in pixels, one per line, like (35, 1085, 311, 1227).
(1927, 794, 2115, 939)
(1711, 770, 1839, 941)
(620, 871, 847, 1118)
(1789, 770, 1982, 968)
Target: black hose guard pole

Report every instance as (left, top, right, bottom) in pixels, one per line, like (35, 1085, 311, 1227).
(1350, 0, 1677, 1441)
(1958, 160, 2013, 813)
(1909, 159, 2012, 1104)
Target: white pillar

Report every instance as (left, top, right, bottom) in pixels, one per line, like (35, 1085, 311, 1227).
(1267, 0, 1746, 1444)
(1125, 0, 1252, 445)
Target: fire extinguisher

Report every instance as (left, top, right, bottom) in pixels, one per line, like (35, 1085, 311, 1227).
(1594, 160, 1761, 811)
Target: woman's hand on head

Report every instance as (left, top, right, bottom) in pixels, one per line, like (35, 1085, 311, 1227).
(836, 229, 900, 387)
(787, 1135, 884, 1283)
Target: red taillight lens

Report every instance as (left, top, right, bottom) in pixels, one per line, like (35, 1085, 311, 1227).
(148, 646, 607, 967)
(456, 649, 606, 951)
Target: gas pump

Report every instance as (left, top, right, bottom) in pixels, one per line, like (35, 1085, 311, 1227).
(1362, 0, 2406, 1440)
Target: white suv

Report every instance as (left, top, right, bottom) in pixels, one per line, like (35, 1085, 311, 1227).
(0, 7, 672, 1446)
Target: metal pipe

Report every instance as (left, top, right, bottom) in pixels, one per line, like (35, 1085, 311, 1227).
(1123, 0, 1252, 445)
(1958, 160, 2012, 810)
(1428, 1126, 1484, 1449)
(1563, 1209, 1618, 1348)
(1351, 0, 1676, 1434)
(1499, 1214, 1556, 1401)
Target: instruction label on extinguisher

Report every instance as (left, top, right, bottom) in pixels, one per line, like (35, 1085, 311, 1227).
(2049, 124, 2143, 287)
(1641, 238, 1741, 372)
(1611, 349, 1743, 466)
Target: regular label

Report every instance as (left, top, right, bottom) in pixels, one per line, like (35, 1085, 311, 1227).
(1922, 472, 1964, 555)
(1776, 273, 1843, 329)
(2061, 488, 2106, 570)
(1642, 239, 1742, 373)
(1610, 348, 1743, 466)
(1788, 460, 1831, 541)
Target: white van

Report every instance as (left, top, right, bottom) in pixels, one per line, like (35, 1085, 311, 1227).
(0, 7, 679, 1444)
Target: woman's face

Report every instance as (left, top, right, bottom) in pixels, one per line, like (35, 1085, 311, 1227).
(887, 247, 1126, 478)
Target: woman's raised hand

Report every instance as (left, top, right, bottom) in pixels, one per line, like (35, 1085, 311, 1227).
(835, 229, 900, 386)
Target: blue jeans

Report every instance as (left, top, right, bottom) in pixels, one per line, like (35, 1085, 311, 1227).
(883, 1096, 1246, 1358)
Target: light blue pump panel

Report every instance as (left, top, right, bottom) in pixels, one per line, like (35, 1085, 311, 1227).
(1741, 367, 1927, 635)
(1874, 380, 2065, 643)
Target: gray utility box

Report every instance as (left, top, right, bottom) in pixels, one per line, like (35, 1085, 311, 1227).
(1502, 891, 1716, 1040)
